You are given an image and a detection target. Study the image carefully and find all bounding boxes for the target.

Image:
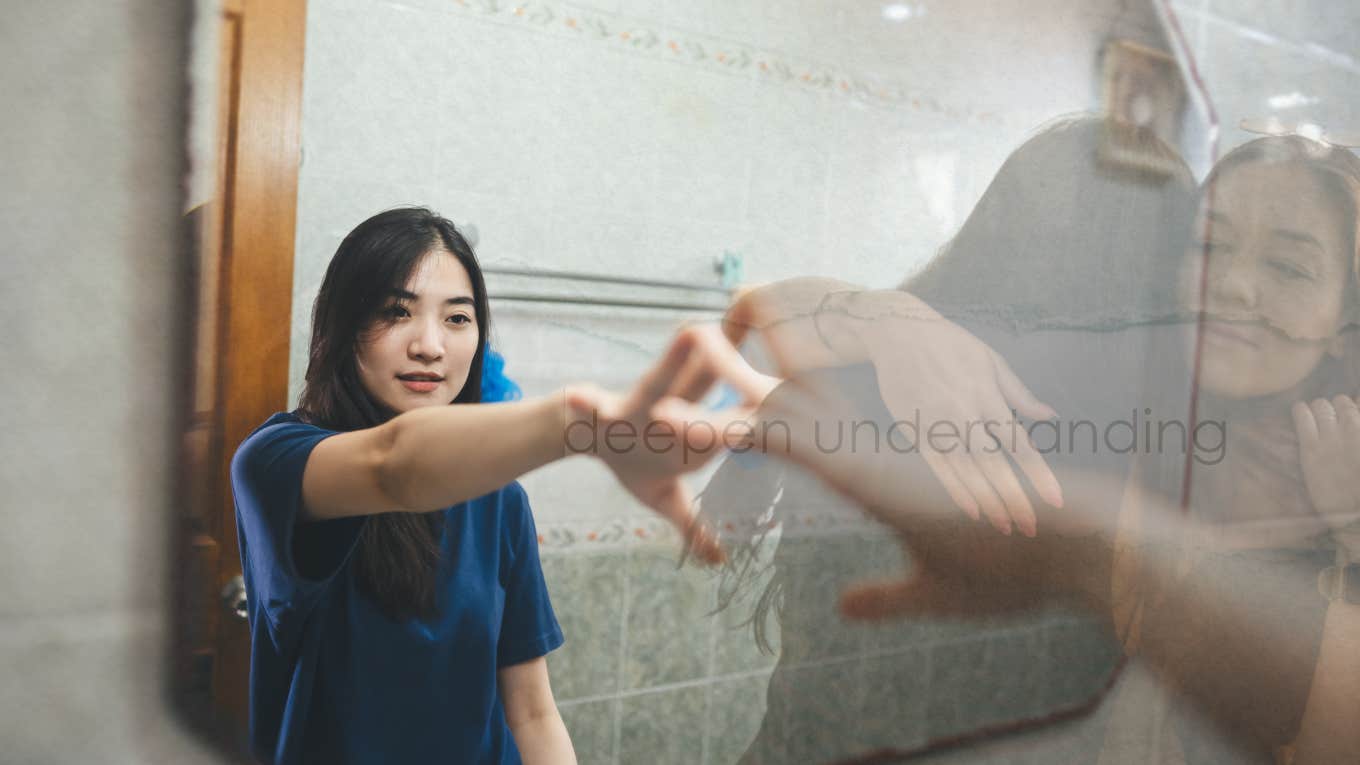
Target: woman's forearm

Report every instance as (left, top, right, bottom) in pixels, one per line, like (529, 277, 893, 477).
(1291, 600, 1360, 763)
(1018, 471, 1331, 752)
(379, 390, 573, 512)
(729, 277, 944, 373)
(510, 710, 577, 765)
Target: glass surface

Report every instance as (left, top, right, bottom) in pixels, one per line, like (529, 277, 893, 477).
(179, 1, 1360, 762)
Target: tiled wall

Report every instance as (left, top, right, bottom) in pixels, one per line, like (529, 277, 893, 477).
(536, 497, 1123, 763)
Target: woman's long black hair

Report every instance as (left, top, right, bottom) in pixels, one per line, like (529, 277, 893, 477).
(297, 206, 490, 621)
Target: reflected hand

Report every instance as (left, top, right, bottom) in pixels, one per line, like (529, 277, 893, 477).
(735, 375, 1110, 621)
(565, 325, 778, 564)
(1293, 396, 1360, 557)
(725, 280, 1063, 537)
(859, 311, 1062, 538)
(838, 526, 1055, 622)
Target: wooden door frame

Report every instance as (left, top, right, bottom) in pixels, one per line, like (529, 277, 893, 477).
(175, 0, 307, 753)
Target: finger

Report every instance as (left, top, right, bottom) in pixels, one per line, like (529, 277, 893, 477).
(942, 453, 1012, 535)
(1006, 422, 1064, 509)
(622, 329, 698, 414)
(564, 383, 614, 423)
(720, 291, 757, 348)
(1292, 399, 1319, 445)
(1333, 395, 1360, 445)
(1310, 397, 1340, 444)
(975, 451, 1037, 537)
(992, 351, 1058, 420)
(668, 325, 778, 404)
(921, 450, 980, 521)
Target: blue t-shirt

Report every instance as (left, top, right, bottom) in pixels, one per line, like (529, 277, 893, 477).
(231, 412, 564, 765)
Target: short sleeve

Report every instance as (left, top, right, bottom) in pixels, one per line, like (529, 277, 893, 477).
(231, 415, 365, 650)
(496, 483, 564, 668)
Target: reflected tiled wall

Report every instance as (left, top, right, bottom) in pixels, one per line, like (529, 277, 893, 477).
(1168, 0, 1360, 171)
(540, 529, 1121, 764)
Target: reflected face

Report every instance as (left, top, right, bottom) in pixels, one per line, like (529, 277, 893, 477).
(1179, 161, 1352, 399)
(355, 250, 479, 415)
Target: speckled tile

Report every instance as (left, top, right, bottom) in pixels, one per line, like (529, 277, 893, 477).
(541, 552, 626, 701)
(927, 628, 1051, 740)
(772, 533, 876, 663)
(926, 638, 990, 741)
(859, 532, 936, 653)
(1042, 617, 1121, 711)
(622, 548, 718, 690)
(703, 672, 774, 765)
(559, 698, 616, 764)
(737, 669, 792, 765)
(618, 686, 707, 765)
(710, 552, 780, 677)
(781, 658, 871, 764)
(858, 649, 930, 753)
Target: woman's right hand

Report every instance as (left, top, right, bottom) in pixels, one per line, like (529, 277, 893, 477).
(563, 325, 778, 564)
(724, 281, 1062, 537)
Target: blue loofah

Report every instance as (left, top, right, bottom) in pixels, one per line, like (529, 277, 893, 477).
(479, 346, 522, 402)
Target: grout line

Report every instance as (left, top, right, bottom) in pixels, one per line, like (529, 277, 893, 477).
(609, 554, 629, 765)
(559, 609, 1075, 708)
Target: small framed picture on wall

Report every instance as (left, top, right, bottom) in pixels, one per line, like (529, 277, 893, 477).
(1098, 38, 1187, 175)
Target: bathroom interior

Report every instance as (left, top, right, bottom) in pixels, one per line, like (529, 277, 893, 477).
(5, 0, 1360, 763)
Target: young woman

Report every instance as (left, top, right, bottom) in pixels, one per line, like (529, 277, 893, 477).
(724, 133, 1360, 763)
(702, 116, 1197, 763)
(231, 207, 769, 764)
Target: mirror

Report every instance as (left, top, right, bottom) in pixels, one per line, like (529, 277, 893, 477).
(176, 1, 1360, 762)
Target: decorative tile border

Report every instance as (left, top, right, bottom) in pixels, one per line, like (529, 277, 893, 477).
(536, 508, 886, 553)
(422, 0, 1015, 126)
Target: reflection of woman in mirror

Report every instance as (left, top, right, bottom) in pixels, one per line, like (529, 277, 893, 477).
(704, 116, 1197, 763)
(231, 207, 769, 764)
(1102, 134, 1360, 764)
(722, 134, 1360, 763)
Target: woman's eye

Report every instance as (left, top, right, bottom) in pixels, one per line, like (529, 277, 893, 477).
(384, 304, 411, 318)
(1269, 260, 1313, 281)
(447, 314, 472, 326)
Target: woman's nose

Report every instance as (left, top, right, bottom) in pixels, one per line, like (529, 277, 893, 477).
(408, 319, 445, 361)
(1208, 253, 1258, 311)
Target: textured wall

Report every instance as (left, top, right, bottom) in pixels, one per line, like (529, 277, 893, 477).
(0, 2, 221, 763)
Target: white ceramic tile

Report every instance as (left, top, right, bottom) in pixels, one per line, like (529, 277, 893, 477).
(301, 0, 458, 187)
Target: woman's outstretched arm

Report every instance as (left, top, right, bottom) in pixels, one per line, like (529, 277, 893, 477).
(297, 326, 773, 559)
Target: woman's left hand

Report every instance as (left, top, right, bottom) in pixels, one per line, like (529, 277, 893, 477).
(1292, 396, 1360, 557)
(564, 325, 779, 564)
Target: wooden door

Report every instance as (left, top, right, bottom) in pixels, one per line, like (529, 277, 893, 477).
(175, 0, 307, 755)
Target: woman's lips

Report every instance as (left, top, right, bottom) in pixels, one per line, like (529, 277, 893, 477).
(398, 374, 443, 393)
(1201, 320, 1264, 349)
(401, 379, 440, 393)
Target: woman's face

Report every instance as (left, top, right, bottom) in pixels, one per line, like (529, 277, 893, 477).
(1179, 161, 1352, 399)
(356, 249, 480, 414)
